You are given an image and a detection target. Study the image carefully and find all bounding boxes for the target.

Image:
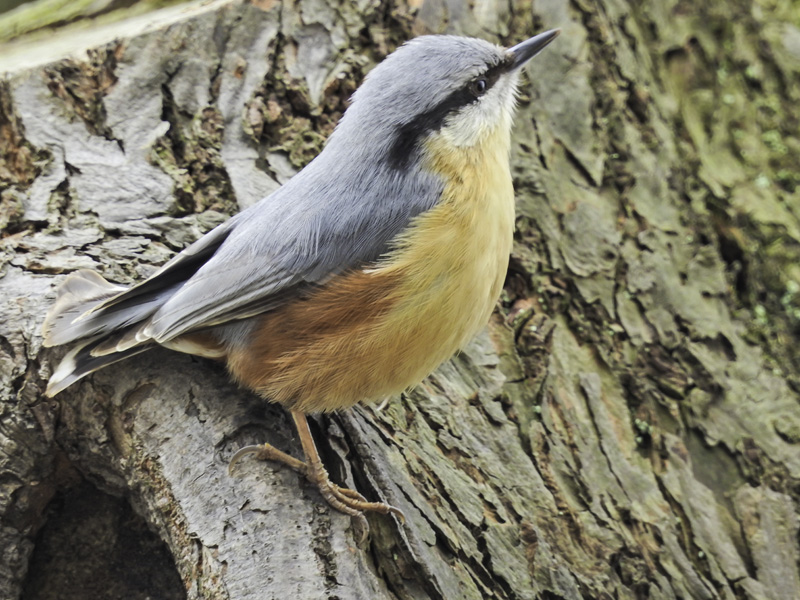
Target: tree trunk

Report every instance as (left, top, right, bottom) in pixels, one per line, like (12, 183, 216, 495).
(2, 0, 799, 598)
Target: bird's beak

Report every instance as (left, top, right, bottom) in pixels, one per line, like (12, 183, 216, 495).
(508, 29, 561, 71)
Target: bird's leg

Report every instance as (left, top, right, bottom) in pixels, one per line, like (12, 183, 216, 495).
(291, 411, 405, 525)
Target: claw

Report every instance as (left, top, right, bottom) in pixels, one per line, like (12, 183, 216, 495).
(373, 396, 391, 411)
(388, 505, 406, 524)
(227, 444, 264, 475)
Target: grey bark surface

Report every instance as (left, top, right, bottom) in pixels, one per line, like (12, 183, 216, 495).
(2, 0, 800, 599)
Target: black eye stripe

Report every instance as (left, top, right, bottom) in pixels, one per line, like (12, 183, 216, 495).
(386, 54, 513, 170)
(478, 59, 510, 93)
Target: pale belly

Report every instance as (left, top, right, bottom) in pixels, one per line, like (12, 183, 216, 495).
(365, 196, 514, 399)
(292, 156, 516, 411)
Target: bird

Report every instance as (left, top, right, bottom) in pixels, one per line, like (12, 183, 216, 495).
(41, 29, 560, 528)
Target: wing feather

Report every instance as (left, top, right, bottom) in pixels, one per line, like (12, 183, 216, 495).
(140, 154, 444, 343)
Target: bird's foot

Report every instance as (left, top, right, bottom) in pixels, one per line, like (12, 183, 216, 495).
(304, 457, 405, 523)
(303, 457, 405, 543)
(228, 440, 405, 542)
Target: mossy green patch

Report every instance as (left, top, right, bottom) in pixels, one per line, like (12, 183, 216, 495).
(151, 101, 238, 216)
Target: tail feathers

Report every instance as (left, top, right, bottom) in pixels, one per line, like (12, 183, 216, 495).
(90, 324, 150, 356)
(42, 270, 175, 348)
(42, 270, 128, 346)
(42, 270, 125, 345)
(45, 336, 151, 397)
(42, 270, 159, 395)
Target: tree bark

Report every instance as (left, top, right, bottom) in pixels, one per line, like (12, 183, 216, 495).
(2, 0, 800, 598)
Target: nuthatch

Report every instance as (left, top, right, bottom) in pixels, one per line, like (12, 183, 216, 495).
(42, 30, 560, 526)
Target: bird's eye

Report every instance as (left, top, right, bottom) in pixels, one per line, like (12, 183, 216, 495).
(470, 78, 488, 96)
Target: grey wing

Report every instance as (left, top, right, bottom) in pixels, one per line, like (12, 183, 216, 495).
(141, 244, 311, 342)
(141, 157, 444, 343)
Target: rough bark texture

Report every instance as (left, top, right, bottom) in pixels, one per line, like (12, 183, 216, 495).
(2, 0, 800, 598)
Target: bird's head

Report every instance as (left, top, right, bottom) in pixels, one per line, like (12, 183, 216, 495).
(329, 30, 560, 170)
